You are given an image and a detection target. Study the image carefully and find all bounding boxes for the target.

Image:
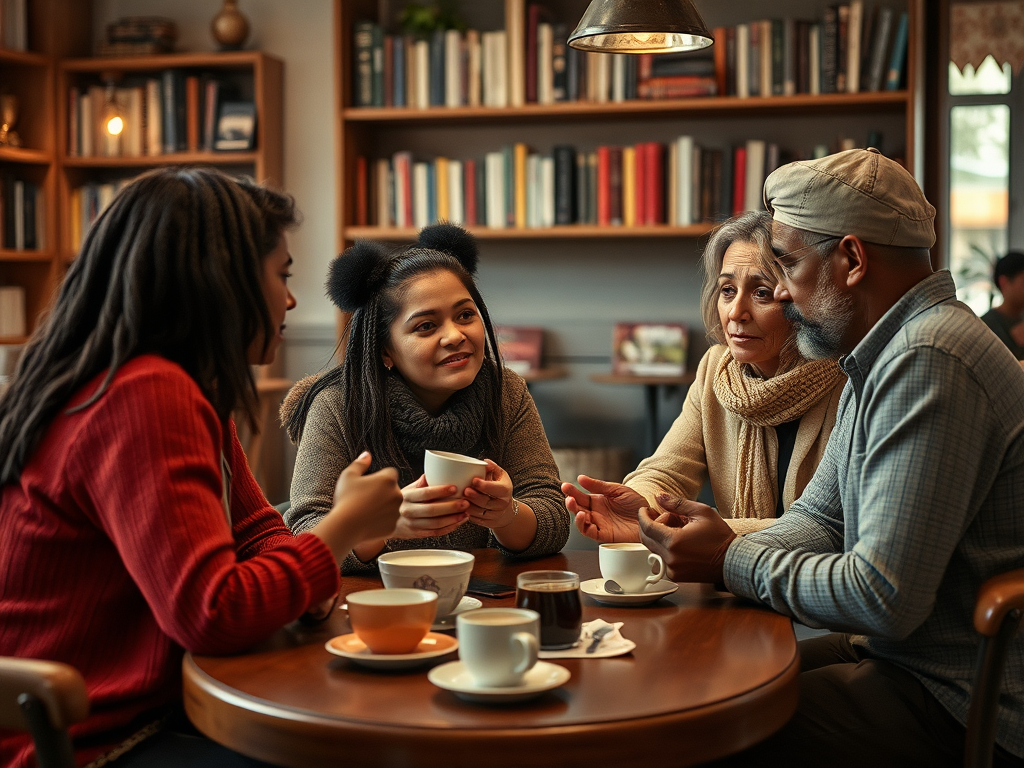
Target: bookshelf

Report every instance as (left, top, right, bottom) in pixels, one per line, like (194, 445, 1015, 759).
(56, 51, 283, 262)
(334, 0, 923, 250)
(0, 0, 91, 345)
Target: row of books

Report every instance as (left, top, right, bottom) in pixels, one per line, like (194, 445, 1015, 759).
(68, 180, 129, 253)
(715, 3, 909, 98)
(356, 136, 877, 231)
(352, 1, 908, 108)
(0, 0, 27, 51)
(0, 286, 26, 338)
(354, 21, 647, 109)
(67, 73, 251, 158)
(0, 175, 45, 251)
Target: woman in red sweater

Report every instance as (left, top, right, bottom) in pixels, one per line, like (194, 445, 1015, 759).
(0, 167, 403, 767)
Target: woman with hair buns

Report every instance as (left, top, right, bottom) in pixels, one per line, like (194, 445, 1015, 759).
(566, 211, 847, 541)
(282, 223, 569, 573)
(0, 167, 403, 768)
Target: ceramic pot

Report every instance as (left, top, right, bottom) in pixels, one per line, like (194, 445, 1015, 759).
(211, 0, 250, 50)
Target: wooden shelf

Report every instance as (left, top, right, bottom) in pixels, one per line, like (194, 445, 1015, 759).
(345, 224, 717, 241)
(61, 151, 259, 168)
(60, 50, 272, 73)
(0, 48, 49, 67)
(343, 91, 910, 126)
(0, 335, 29, 345)
(591, 372, 695, 386)
(0, 146, 53, 165)
(0, 249, 53, 262)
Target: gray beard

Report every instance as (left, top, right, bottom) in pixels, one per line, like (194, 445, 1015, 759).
(782, 281, 853, 360)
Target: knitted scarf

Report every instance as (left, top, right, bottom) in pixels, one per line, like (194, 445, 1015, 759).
(711, 350, 844, 519)
(387, 362, 493, 486)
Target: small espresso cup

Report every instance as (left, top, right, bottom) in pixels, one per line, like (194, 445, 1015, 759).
(423, 449, 488, 498)
(515, 571, 583, 650)
(599, 542, 666, 594)
(457, 608, 539, 687)
(346, 588, 438, 655)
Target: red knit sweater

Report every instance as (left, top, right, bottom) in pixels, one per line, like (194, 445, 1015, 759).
(0, 356, 341, 768)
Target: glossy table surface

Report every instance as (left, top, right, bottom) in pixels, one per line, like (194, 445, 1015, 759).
(183, 549, 799, 768)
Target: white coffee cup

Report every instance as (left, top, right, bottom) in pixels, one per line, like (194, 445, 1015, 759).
(456, 608, 539, 687)
(599, 542, 667, 593)
(423, 450, 488, 498)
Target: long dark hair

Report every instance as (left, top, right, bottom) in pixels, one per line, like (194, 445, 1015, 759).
(0, 167, 298, 484)
(285, 223, 505, 477)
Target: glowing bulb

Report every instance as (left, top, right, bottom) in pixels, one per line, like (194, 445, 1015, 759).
(106, 115, 124, 136)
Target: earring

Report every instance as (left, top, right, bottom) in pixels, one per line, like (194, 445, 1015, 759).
(384, 362, 393, 371)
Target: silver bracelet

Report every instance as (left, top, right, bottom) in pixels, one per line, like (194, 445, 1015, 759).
(494, 498, 519, 529)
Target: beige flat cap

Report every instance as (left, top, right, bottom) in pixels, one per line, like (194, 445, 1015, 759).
(763, 148, 936, 248)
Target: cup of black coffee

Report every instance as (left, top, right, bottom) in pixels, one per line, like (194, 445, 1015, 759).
(514, 570, 582, 650)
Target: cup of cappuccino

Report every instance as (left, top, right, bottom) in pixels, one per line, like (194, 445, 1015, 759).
(457, 608, 539, 687)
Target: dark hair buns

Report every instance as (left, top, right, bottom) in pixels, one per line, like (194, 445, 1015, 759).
(326, 239, 391, 311)
(417, 221, 479, 275)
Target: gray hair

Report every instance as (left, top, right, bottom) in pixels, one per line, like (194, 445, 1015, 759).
(698, 210, 803, 375)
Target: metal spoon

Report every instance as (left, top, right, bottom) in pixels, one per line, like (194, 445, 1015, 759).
(604, 580, 624, 594)
(586, 625, 615, 653)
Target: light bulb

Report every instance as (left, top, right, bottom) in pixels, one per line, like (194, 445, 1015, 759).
(106, 115, 124, 136)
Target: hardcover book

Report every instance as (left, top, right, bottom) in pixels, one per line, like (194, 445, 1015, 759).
(496, 326, 544, 375)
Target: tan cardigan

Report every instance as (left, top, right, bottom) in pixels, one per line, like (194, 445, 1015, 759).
(624, 345, 845, 533)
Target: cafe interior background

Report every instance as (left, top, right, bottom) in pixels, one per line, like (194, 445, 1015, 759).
(0, 0, 1018, 513)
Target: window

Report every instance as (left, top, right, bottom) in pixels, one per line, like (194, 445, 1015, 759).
(946, 2, 1024, 314)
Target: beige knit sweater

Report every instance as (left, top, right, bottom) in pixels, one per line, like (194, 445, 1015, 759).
(625, 345, 845, 533)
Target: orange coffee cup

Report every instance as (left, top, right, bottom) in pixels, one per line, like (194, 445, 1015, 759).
(346, 588, 438, 654)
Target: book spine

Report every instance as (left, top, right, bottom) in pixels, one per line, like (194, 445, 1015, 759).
(503, 144, 515, 227)
(771, 19, 784, 95)
(566, 45, 581, 102)
(836, 4, 849, 93)
(485, 151, 505, 228)
(185, 75, 200, 152)
(161, 70, 177, 154)
(356, 156, 368, 226)
(608, 146, 623, 226)
(526, 3, 541, 103)
(353, 21, 374, 107)
(68, 87, 80, 157)
(732, 146, 746, 216)
(846, 0, 863, 93)
(375, 158, 391, 226)
(783, 18, 797, 96)
(647, 142, 665, 225)
(371, 24, 385, 106)
(553, 145, 575, 225)
(748, 21, 760, 97)
(506, 0, 526, 107)
(736, 24, 750, 98)
(466, 30, 481, 107)
(867, 8, 894, 92)
(413, 161, 429, 229)
(464, 159, 477, 226)
(540, 155, 555, 227)
(383, 35, 394, 107)
(391, 35, 406, 108)
(622, 146, 636, 227)
(551, 23, 568, 101)
(725, 27, 736, 97)
(449, 159, 464, 224)
(744, 139, 766, 212)
(596, 146, 611, 226)
(405, 36, 417, 108)
(809, 24, 821, 95)
(885, 12, 909, 91)
(713, 27, 728, 97)
(675, 136, 693, 226)
(445, 29, 462, 107)
(514, 142, 528, 228)
(634, 143, 646, 226)
(429, 29, 446, 107)
(822, 6, 838, 94)
(575, 151, 588, 225)
(436, 157, 450, 221)
(538, 22, 554, 104)
(719, 146, 732, 221)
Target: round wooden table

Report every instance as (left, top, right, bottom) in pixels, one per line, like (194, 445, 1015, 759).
(183, 549, 799, 767)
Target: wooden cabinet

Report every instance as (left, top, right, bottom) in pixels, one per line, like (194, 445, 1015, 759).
(0, 0, 90, 344)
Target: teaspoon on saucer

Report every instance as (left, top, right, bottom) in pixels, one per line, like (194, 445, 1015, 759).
(604, 580, 624, 594)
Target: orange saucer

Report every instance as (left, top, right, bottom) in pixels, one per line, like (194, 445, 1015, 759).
(325, 632, 458, 670)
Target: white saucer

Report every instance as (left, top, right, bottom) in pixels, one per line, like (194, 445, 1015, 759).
(428, 660, 570, 703)
(580, 578, 678, 606)
(325, 632, 458, 670)
(431, 596, 483, 630)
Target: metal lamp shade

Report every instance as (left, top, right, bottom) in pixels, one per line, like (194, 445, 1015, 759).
(568, 0, 714, 54)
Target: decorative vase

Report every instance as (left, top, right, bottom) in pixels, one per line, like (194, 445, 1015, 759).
(211, 0, 250, 50)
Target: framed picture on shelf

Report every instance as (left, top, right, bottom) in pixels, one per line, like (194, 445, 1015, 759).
(495, 325, 544, 375)
(213, 101, 256, 150)
(612, 322, 688, 377)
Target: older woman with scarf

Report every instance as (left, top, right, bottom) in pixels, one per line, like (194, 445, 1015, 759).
(567, 211, 847, 539)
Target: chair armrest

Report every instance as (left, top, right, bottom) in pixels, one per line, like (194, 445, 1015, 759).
(0, 657, 89, 730)
(974, 568, 1024, 637)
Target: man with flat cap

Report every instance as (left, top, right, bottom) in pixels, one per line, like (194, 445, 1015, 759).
(639, 148, 1024, 767)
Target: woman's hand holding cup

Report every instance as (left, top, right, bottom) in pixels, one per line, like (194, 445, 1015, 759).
(393, 474, 472, 539)
(464, 459, 516, 530)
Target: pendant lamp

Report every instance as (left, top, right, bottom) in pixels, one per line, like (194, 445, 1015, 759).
(568, 0, 714, 54)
